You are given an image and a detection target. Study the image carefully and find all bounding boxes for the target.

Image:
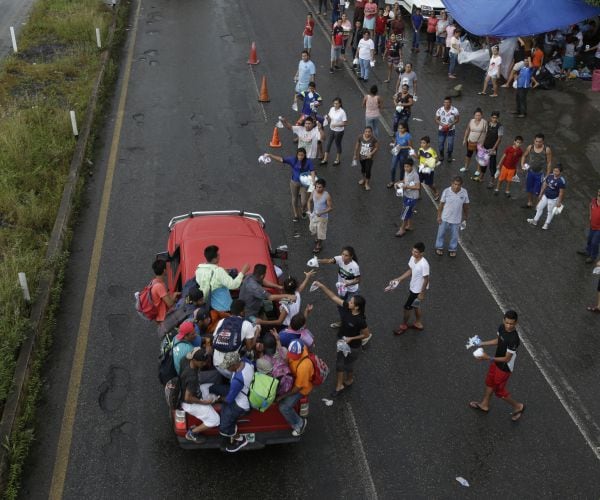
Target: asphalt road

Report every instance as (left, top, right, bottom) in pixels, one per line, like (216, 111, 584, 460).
(19, 0, 600, 498)
(0, 0, 36, 59)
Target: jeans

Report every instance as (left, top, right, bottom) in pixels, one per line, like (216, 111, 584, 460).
(448, 52, 458, 75)
(325, 130, 344, 154)
(375, 33, 386, 54)
(318, 0, 328, 13)
(390, 149, 409, 182)
(278, 392, 303, 431)
(219, 401, 247, 436)
(435, 220, 460, 251)
(488, 152, 497, 178)
(393, 111, 410, 133)
(516, 87, 528, 115)
(587, 229, 600, 259)
(534, 195, 559, 226)
(359, 57, 370, 80)
(412, 30, 420, 49)
(365, 116, 380, 138)
(438, 129, 455, 158)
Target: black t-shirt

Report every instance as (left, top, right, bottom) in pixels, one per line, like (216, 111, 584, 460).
(494, 324, 520, 373)
(179, 358, 199, 401)
(337, 301, 367, 348)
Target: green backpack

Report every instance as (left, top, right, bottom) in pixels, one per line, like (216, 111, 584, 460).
(248, 373, 280, 412)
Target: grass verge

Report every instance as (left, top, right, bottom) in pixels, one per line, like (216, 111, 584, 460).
(0, 0, 131, 496)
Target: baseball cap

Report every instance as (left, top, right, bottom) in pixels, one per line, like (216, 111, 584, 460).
(222, 351, 241, 369)
(287, 339, 304, 360)
(256, 357, 274, 374)
(176, 321, 195, 340)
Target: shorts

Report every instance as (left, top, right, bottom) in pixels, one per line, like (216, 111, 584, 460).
(304, 35, 313, 49)
(485, 362, 511, 398)
(336, 347, 360, 372)
(181, 402, 220, 428)
(466, 141, 477, 158)
(401, 197, 418, 220)
(498, 166, 516, 182)
(331, 45, 342, 60)
(404, 291, 419, 310)
(427, 32, 436, 43)
(387, 55, 401, 65)
(436, 35, 446, 44)
(525, 170, 544, 195)
(419, 170, 435, 186)
(363, 17, 375, 30)
(309, 215, 328, 240)
(295, 81, 310, 94)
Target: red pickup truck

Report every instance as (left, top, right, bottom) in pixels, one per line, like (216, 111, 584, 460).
(159, 210, 309, 450)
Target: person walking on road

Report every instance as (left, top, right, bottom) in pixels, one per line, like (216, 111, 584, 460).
(435, 96, 460, 162)
(302, 13, 315, 55)
(394, 159, 420, 236)
(460, 108, 487, 173)
(512, 57, 538, 118)
(478, 111, 503, 186)
(469, 310, 526, 422)
(392, 83, 414, 133)
(312, 280, 370, 397)
(308, 178, 333, 253)
(479, 45, 502, 97)
(587, 260, 600, 313)
(353, 126, 379, 191)
(388, 242, 429, 334)
(448, 28, 462, 79)
(527, 164, 566, 230)
(292, 50, 316, 111)
(357, 30, 375, 82)
(322, 97, 348, 165)
(330, 18, 345, 73)
(410, 7, 423, 52)
(363, 85, 382, 138)
(435, 176, 469, 257)
(263, 148, 316, 222)
(389, 120, 413, 187)
(395, 62, 417, 98)
(521, 133, 552, 209)
(494, 135, 524, 198)
(577, 189, 600, 264)
(383, 33, 402, 83)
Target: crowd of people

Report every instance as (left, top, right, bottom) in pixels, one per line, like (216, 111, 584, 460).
(142, 1, 600, 450)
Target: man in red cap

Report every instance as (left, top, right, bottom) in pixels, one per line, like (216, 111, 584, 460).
(172, 321, 198, 375)
(276, 339, 313, 436)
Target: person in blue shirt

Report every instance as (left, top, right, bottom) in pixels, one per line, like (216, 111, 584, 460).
(264, 148, 316, 222)
(527, 164, 566, 230)
(296, 82, 323, 124)
(513, 57, 539, 118)
(411, 8, 424, 52)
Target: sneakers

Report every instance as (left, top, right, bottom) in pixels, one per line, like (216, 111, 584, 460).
(542, 223, 549, 230)
(459, 166, 467, 172)
(330, 321, 342, 328)
(447, 157, 454, 162)
(186, 429, 205, 444)
(527, 218, 537, 226)
(292, 418, 308, 437)
(226, 435, 248, 453)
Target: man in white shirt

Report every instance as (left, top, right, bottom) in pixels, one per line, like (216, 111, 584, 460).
(357, 30, 375, 82)
(387, 242, 430, 334)
(435, 96, 460, 162)
(435, 176, 469, 257)
(282, 116, 324, 160)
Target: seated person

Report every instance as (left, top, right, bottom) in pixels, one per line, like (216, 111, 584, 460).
(180, 347, 220, 443)
(278, 312, 315, 350)
(239, 264, 297, 320)
(173, 321, 200, 375)
(255, 271, 315, 328)
(212, 299, 260, 378)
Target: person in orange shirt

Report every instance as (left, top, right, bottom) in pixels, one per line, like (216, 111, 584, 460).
(276, 339, 314, 437)
(150, 259, 180, 323)
(531, 46, 544, 70)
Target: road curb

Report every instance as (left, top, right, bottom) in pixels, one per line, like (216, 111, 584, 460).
(0, 3, 126, 489)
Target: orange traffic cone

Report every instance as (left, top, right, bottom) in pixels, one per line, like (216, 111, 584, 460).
(258, 75, 270, 102)
(247, 42, 260, 65)
(269, 127, 282, 148)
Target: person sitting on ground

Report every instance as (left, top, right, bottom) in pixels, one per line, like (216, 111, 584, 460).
(276, 339, 313, 437)
(278, 311, 316, 350)
(195, 245, 250, 311)
(180, 346, 221, 444)
(150, 259, 180, 324)
(173, 321, 201, 375)
(218, 351, 255, 453)
(255, 271, 315, 328)
(212, 299, 260, 378)
(239, 264, 297, 320)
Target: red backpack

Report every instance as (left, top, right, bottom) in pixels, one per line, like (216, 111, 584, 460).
(301, 352, 329, 386)
(134, 280, 158, 321)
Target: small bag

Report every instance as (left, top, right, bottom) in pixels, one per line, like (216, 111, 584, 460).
(467, 141, 477, 152)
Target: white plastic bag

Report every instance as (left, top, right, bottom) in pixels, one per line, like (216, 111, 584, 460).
(306, 256, 319, 268)
(511, 174, 520, 183)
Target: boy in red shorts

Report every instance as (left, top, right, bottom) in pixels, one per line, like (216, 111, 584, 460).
(494, 135, 523, 198)
(469, 310, 526, 422)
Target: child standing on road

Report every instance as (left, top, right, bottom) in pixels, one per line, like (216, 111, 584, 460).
(495, 136, 524, 198)
(413, 136, 440, 201)
(308, 179, 333, 253)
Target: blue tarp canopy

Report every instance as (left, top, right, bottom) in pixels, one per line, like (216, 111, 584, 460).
(443, 0, 600, 37)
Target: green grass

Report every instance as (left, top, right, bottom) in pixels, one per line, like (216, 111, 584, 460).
(0, 0, 131, 496)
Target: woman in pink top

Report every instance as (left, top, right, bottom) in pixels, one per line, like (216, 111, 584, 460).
(362, 84, 382, 139)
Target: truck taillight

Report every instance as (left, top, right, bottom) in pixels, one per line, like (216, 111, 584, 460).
(299, 402, 309, 417)
(175, 410, 187, 430)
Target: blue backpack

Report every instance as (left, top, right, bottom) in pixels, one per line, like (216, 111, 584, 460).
(213, 316, 244, 352)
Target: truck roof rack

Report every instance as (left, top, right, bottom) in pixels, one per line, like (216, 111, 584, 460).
(168, 210, 266, 230)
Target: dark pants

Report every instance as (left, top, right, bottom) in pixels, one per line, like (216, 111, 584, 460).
(219, 401, 247, 437)
(587, 229, 600, 259)
(325, 130, 344, 154)
(360, 158, 373, 179)
(516, 87, 528, 115)
(318, 0, 328, 13)
(487, 153, 498, 178)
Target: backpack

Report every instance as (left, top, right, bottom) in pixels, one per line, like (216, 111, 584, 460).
(156, 303, 195, 339)
(301, 353, 329, 386)
(164, 376, 182, 409)
(158, 331, 177, 385)
(134, 280, 158, 321)
(213, 316, 244, 352)
(248, 373, 280, 412)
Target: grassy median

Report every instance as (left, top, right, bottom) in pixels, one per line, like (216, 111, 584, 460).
(0, 0, 129, 496)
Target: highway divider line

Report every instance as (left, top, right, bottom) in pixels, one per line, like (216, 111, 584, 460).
(48, 0, 143, 497)
(305, 0, 600, 465)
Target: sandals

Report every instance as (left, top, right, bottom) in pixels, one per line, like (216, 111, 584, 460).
(587, 306, 600, 313)
(408, 323, 424, 331)
(469, 402, 489, 413)
(511, 404, 526, 422)
(387, 182, 394, 188)
(313, 245, 322, 254)
(449, 251, 457, 258)
(320, 159, 328, 165)
(435, 249, 444, 256)
(333, 160, 340, 166)
(477, 91, 487, 95)
(433, 194, 440, 201)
